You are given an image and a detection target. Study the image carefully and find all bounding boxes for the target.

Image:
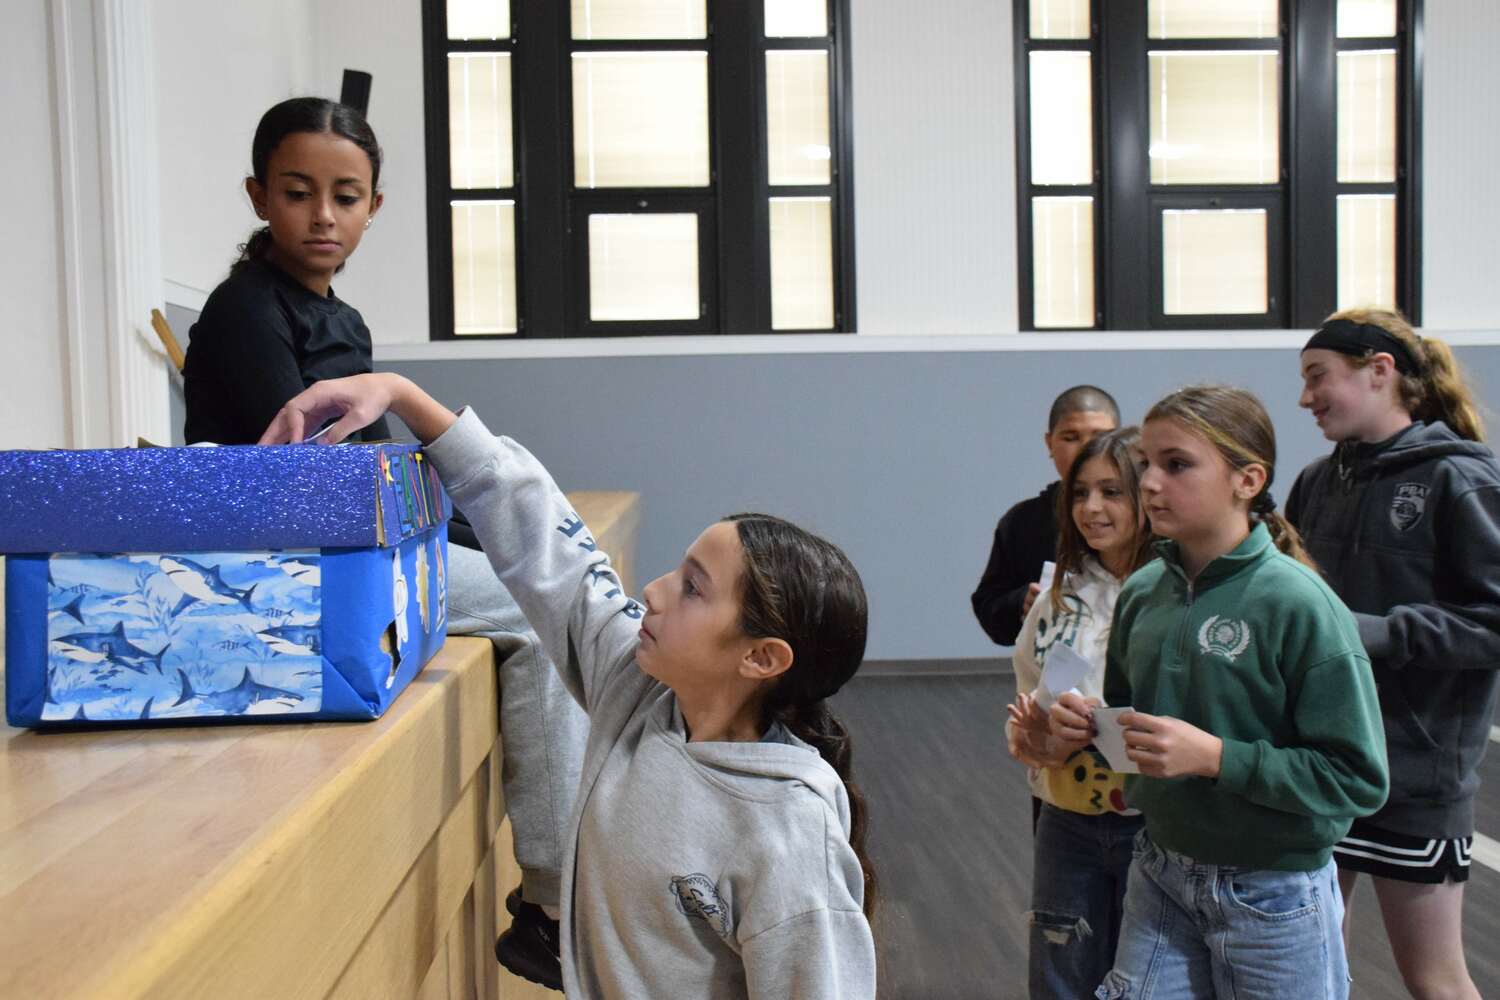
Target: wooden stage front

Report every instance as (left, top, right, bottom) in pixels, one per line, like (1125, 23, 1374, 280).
(0, 491, 639, 1000)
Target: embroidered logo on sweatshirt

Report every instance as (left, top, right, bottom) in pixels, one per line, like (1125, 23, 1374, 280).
(1390, 482, 1428, 532)
(670, 874, 731, 936)
(1197, 616, 1252, 661)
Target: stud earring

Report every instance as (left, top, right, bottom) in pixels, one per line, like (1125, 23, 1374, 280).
(364, 219, 372, 229)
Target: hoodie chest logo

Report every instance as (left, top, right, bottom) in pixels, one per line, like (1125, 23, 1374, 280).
(1390, 482, 1428, 532)
(1198, 615, 1252, 662)
(670, 874, 731, 936)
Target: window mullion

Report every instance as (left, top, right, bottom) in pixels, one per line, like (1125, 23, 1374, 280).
(714, 0, 766, 333)
(514, 0, 565, 336)
(1102, 0, 1152, 329)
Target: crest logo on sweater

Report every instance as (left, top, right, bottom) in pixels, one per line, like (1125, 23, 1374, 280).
(1390, 482, 1428, 532)
(670, 874, 731, 936)
(1197, 616, 1252, 662)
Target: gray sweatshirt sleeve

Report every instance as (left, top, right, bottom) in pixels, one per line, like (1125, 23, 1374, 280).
(741, 907, 877, 1000)
(423, 408, 645, 709)
(1360, 485, 1500, 671)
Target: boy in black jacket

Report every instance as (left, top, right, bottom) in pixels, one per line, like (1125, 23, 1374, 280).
(971, 386, 1119, 646)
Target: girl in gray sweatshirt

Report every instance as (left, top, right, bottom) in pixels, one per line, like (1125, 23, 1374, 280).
(1291, 310, 1500, 1000)
(258, 373, 878, 999)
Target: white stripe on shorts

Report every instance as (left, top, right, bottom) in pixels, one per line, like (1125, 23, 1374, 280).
(1335, 835, 1440, 860)
(1333, 845, 1446, 868)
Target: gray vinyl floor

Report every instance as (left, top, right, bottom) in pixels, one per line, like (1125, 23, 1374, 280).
(830, 666, 1500, 1000)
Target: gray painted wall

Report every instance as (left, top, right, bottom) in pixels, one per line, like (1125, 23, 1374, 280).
(382, 345, 1500, 660)
(166, 296, 1500, 660)
(165, 303, 195, 446)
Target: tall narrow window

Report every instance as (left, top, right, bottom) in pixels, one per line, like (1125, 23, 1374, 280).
(443, 3, 518, 334)
(1334, 1, 1402, 310)
(765, 2, 842, 330)
(1016, 1, 1100, 329)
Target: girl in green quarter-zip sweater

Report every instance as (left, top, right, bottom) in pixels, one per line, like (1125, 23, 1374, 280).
(1051, 385, 1388, 1000)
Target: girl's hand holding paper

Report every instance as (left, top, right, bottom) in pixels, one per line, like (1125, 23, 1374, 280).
(260, 373, 401, 445)
(1049, 690, 1098, 748)
(259, 373, 458, 447)
(1117, 711, 1224, 779)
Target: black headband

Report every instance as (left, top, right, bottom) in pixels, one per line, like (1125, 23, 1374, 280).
(1303, 318, 1423, 376)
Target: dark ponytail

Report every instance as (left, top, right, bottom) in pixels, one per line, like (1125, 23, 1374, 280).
(727, 513, 877, 919)
(1249, 490, 1315, 570)
(236, 227, 276, 271)
(233, 97, 383, 275)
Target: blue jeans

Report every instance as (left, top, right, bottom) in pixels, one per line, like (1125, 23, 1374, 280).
(1096, 830, 1349, 999)
(1030, 803, 1144, 1000)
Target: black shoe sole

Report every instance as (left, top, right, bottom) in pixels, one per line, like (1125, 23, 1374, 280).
(494, 932, 563, 992)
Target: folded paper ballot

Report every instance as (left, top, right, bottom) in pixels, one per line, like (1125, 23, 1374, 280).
(1091, 706, 1141, 774)
(1036, 560, 1057, 595)
(1033, 641, 1090, 710)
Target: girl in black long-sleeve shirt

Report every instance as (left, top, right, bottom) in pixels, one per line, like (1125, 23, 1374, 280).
(183, 97, 388, 444)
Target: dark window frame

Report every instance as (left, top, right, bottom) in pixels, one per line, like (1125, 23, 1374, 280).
(420, 0, 857, 340)
(1012, 0, 1423, 332)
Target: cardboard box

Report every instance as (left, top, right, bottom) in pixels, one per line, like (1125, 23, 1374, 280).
(1, 442, 450, 726)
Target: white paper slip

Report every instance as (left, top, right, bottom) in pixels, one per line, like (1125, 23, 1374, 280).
(1036, 560, 1057, 594)
(1034, 642, 1091, 710)
(1092, 706, 1141, 774)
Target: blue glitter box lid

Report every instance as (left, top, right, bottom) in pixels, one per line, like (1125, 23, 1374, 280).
(0, 443, 450, 554)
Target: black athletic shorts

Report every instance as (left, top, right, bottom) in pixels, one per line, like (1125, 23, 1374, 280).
(1332, 818, 1472, 884)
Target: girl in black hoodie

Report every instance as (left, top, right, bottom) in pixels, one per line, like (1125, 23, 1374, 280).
(1288, 308, 1499, 1000)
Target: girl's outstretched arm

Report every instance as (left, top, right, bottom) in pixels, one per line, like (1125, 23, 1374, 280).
(260, 374, 644, 710)
(258, 373, 451, 445)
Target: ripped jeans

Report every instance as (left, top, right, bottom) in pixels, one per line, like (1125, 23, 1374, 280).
(1095, 830, 1348, 1000)
(1029, 803, 1143, 1000)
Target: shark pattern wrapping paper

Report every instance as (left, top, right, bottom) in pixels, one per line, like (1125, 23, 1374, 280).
(0, 442, 450, 727)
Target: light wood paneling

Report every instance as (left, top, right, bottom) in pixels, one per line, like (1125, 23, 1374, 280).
(1, 637, 498, 1000)
(0, 490, 640, 999)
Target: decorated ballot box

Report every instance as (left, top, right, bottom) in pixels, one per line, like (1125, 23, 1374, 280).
(1, 442, 451, 727)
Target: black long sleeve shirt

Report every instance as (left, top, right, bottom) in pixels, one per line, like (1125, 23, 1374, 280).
(971, 482, 1060, 647)
(183, 258, 391, 445)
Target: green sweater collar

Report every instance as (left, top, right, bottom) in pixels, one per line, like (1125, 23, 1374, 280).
(1152, 523, 1274, 589)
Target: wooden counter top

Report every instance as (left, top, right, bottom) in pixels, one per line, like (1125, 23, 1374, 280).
(0, 491, 639, 1000)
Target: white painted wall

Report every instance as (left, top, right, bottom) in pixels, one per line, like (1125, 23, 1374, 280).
(307, 0, 431, 345)
(151, 0, 316, 303)
(1421, 0, 1500, 330)
(1, 0, 70, 450)
(146, 1, 1495, 341)
(851, 0, 1018, 334)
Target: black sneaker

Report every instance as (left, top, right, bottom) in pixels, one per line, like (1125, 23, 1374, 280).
(495, 888, 563, 992)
